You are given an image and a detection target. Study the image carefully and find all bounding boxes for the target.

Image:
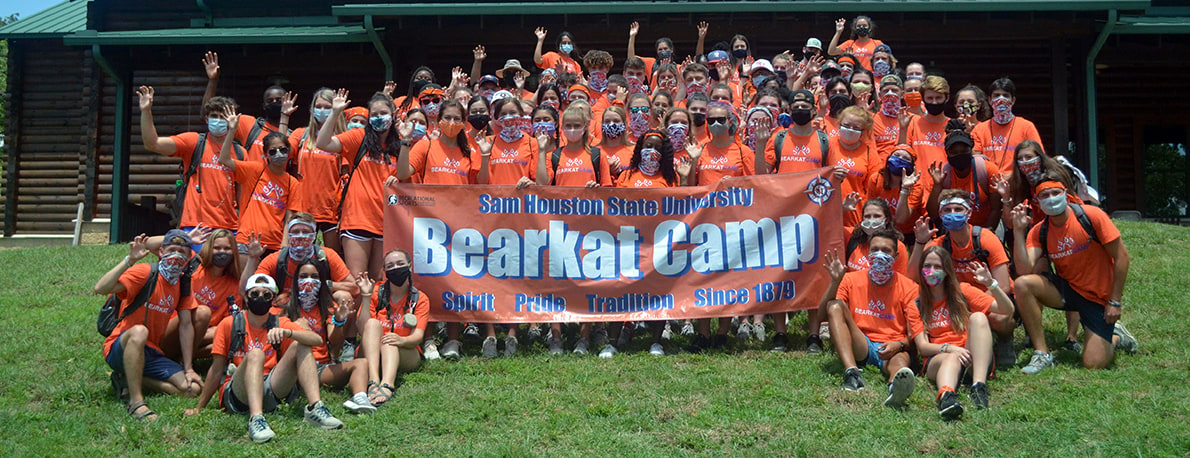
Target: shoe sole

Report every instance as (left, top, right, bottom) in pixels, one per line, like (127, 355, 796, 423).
(443, 352, 461, 361)
(343, 401, 377, 415)
(650, 351, 665, 356)
(843, 384, 864, 392)
(251, 433, 275, 443)
(940, 403, 964, 421)
(770, 347, 787, 353)
(884, 368, 915, 409)
(306, 417, 345, 430)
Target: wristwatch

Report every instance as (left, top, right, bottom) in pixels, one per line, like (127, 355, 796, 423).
(400, 139, 413, 148)
(1107, 300, 1122, 308)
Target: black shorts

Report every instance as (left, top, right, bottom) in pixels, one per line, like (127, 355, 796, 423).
(341, 229, 382, 242)
(1043, 271, 1115, 343)
(316, 222, 339, 233)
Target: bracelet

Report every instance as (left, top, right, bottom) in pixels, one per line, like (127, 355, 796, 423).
(941, 343, 949, 353)
(1001, 198, 1013, 204)
(481, 152, 492, 157)
(987, 279, 999, 291)
(331, 314, 348, 327)
(1107, 300, 1122, 308)
(123, 255, 133, 267)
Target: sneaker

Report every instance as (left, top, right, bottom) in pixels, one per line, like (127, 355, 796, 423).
(769, 332, 789, 353)
(547, 336, 564, 355)
(441, 339, 462, 361)
(969, 382, 989, 410)
(883, 367, 915, 409)
(634, 321, 651, 333)
(685, 335, 709, 354)
(339, 338, 358, 362)
(248, 414, 276, 443)
(680, 321, 696, 337)
(1113, 322, 1138, 355)
(503, 336, 518, 357)
(736, 322, 752, 341)
(842, 367, 865, 391)
(527, 324, 543, 342)
(616, 328, 632, 348)
(573, 338, 590, 355)
(1063, 339, 1083, 354)
(463, 323, 481, 341)
(819, 322, 831, 340)
(592, 325, 609, 349)
(482, 336, 498, 358)
(423, 339, 441, 361)
(598, 344, 617, 359)
(752, 321, 766, 340)
(1020, 350, 1055, 375)
(994, 335, 1016, 367)
(805, 335, 824, 354)
(710, 334, 728, 350)
(304, 401, 345, 430)
(343, 392, 377, 415)
(649, 343, 665, 356)
(661, 323, 674, 341)
(938, 390, 964, 421)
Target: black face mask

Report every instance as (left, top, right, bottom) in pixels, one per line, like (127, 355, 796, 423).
(691, 113, 707, 127)
(211, 252, 234, 268)
(468, 114, 491, 130)
(732, 48, 749, 59)
(657, 49, 673, 60)
(501, 75, 517, 88)
(856, 26, 871, 37)
(828, 94, 853, 118)
(246, 293, 274, 315)
(263, 101, 282, 122)
(948, 153, 973, 172)
(386, 266, 411, 286)
(708, 69, 720, 82)
(776, 70, 788, 82)
(925, 101, 948, 116)
(790, 108, 813, 126)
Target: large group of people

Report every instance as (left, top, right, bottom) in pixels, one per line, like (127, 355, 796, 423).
(97, 18, 1138, 440)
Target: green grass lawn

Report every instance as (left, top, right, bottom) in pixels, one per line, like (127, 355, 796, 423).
(1, 221, 1188, 455)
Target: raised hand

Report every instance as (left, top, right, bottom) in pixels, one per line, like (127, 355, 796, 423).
(397, 120, 414, 138)
(136, 86, 155, 111)
(202, 51, 220, 80)
(697, 21, 709, 38)
(584, 181, 601, 188)
(427, 127, 441, 141)
(991, 173, 1011, 199)
(742, 56, 755, 74)
(514, 72, 526, 90)
(1011, 202, 1032, 231)
(129, 233, 150, 262)
(607, 154, 622, 175)
(898, 106, 913, 130)
(972, 261, 995, 288)
(842, 192, 862, 212)
(475, 135, 493, 155)
(534, 27, 547, 41)
(246, 232, 265, 259)
(384, 176, 399, 187)
(754, 116, 772, 140)
(332, 88, 350, 112)
(835, 18, 847, 32)
(676, 157, 693, 179)
(830, 165, 848, 183)
(333, 297, 352, 323)
(536, 132, 552, 151)
(614, 85, 629, 102)
(221, 105, 240, 128)
(382, 81, 397, 97)
(629, 21, 639, 37)
(280, 91, 299, 117)
(914, 215, 937, 242)
(354, 271, 376, 296)
(685, 136, 703, 160)
(809, 54, 826, 73)
(186, 224, 213, 246)
(473, 45, 487, 61)
(823, 249, 846, 281)
(901, 169, 920, 190)
(928, 161, 946, 183)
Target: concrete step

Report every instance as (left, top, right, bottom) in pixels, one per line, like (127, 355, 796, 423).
(0, 234, 75, 249)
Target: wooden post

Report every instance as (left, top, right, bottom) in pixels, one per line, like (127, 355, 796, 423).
(3, 42, 22, 237)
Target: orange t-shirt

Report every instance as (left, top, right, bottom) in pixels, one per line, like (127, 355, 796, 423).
(865, 172, 925, 234)
(255, 248, 352, 295)
(211, 314, 305, 386)
(187, 264, 241, 328)
(170, 132, 239, 230)
(828, 137, 882, 227)
(408, 138, 478, 185)
(334, 129, 400, 235)
(369, 286, 431, 336)
(922, 283, 994, 347)
(905, 116, 950, 170)
(484, 134, 538, 185)
(971, 117, 1044, 171)
(615, 169, 675, 188)
(836, 270, 924, 343)
(235, 115, 282, 162)
(232, 160, 296, 250)
(599, 142, 634, 179)
(823, 116, 841, 139)
(287, 306, 335, 364)
(696, 141, 755, 185)
(926, 227, 1011, 292)
(539, 51, 582, 74)
(838, 38, 885, 71)
(764, 128, 830, 174)
(872, 111, 903, 159)
(546, 147, 614, 187)
(103, 263, 197, 357)
(930, 159, 1003, 226)
(289, 127, 343, 224)
(1026, 205, 1122, 305)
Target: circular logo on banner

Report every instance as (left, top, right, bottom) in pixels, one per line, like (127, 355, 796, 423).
(805, 176, 834, 205)
(387, 194, 399, 206)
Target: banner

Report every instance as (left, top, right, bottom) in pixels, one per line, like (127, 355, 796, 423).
(383, 169, 842, 323)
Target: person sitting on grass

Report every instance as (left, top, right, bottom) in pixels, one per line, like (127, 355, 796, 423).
(353, 249, 429, 406)
(96, 229, 203, 421)
(185, 274, 344, 443)
(912, 247, 1013, 420)
(822, 228, 922, 409)
(1011, 178, 1138, 375)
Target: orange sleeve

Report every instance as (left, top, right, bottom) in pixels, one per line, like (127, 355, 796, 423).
(255, 252, 279, 276)
(900, 281, 924, 338)
(836, 272, 859, 306)
(210, 317, 233, 357)
(895, 241, 910, 275)
(962, 284, 994, 315)
(288, 128, 306, 152)
(335, 129, 367, 163)
(232, 158, 264, 185)
(116, 263, 152, 301)
(169, 132, 200, 164)
(981, 229, 1010, 268)
(408, 141, 431, 179)
(234, 115, 258, 145)
(326, 249, 352, 281)
(971, 123, 988, 156)
(1087, 206, 1121, 245)
(1025, 223, 1044, 250)
(538, 52, 557, 70)
(740, 144, 757, 176)
(762, 134, 778, 171)
(598, 149, 614, 187)
(1025, 121, 1044, 153)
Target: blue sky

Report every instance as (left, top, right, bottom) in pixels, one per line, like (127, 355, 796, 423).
(5, 0, 64, 21)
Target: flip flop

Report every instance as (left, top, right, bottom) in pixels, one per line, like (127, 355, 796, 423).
(372, 383, 395, 406)
(127, 400, 157, 421)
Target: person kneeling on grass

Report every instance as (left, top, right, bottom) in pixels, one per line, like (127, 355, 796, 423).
(822, 228, 923, 409)
(912, 247, 1012, 420)
(185, 274, 344, 443)
(1010, 178, 1138, 375)
(353, 249, 428, 406)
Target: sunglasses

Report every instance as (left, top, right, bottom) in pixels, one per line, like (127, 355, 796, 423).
(420, 97, 443, 105)
(630, 106, 650, 113)
(707, 117, 729, 125)
(268, 147, 289, 157)
(248, 291, 275, 301)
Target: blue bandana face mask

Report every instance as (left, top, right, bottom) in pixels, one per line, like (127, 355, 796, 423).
(887, 155, 914, 177)
(207, 118, 229, 135)
(941, 212, 969, 231)
(347, 122, 365, 130)
(370, 114, 392, 131)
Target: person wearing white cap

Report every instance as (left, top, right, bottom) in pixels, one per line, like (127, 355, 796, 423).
(186, 273, 345, 443)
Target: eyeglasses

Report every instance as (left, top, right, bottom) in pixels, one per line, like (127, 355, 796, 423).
(707, 117, 729, 125)
(630, 106, 650, 113)
(420, 97, 443, 105)
(248, 291, 275, 301)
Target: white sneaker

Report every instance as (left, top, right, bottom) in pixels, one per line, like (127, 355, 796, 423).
(752, 321, 766, 340)
(661, 323, 674, 340)
(649, 343, 665, 356)
(680, 321, 695, 337)
(573, 338, 590, 355)
(598, 344, 617, 359)
(423, 339, 441, 360)
(343, 392, 377, 414)
(441, 339, 462, 361)
(248, 414, 275, 443)
(547, 336, 564, 355)
(883, 367, 916, 409)
(304, 401, 345, 430)
(819, 322, 831, 340)
(737, 322, 752, 341)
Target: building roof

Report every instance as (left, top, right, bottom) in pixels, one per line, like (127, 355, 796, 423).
(0, 0, 89, 38)
(1116, 15, 1190, 33)
(62, 24, 375, 45)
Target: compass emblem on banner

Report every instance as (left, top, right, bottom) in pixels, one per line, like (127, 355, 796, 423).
(805, 176, 834, 205)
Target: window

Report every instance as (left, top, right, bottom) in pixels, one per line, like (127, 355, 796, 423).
(1142, 125, 1188, 217)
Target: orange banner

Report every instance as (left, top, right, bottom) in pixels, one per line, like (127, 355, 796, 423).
(383, 169, 842, 323)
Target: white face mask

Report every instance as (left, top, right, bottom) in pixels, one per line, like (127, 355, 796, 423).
(563, 128, 585, 143)
(1039, 194, 1068, 216)
(839, 126, 862, 144)
(859, 218, 885, 236)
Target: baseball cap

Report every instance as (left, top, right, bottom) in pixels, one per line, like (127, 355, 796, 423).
(789, 89, 814, 104)
(245, 273, 279, 294)
(819, 60, 841, 80)
(805, 38, 823, 50)
(160, 229, 193, 250)
(479, 74, 500, 86)
(749, 59, 775, 76)
(945, 129, 974, 149)
(491, 90, 516, 102)
(880, 74, 903, 89)
(707, 50, 730, 64)
(874, 44, 893, 55)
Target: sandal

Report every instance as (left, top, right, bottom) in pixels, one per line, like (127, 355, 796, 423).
(127, 400, 157, 421)
(366, 381, 380, 403)
(372, 383, 395, 406)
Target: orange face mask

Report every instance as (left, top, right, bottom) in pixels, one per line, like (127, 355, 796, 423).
(440, 121, 464, 137)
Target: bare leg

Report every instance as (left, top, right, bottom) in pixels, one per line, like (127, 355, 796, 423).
(362, 318, 382, 383)
(1082, 331, 1117, 369)
(1013, 274, 1065, 354)
(883, 352, 911, 382)
(1064, 311, 1080, 342)
(967, 312, 993, 384)
(927, 352, 962, 389)
(120, 326, 150, 408)
(826, 300, 868, 368)
(322, 227, 343, 257)
(380, 343, 401, 387)
(368, 238, 385, 282)
(231, 348, 267, 417)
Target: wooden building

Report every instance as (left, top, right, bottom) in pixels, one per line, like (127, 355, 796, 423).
(2, 0, 1188, 241)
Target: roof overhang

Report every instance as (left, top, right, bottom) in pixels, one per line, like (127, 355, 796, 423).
(61, 25, 374, 46)
(1114, 15, 1190, 34)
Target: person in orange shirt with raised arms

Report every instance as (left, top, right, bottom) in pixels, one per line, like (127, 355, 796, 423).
(971, 77, 1045, 170)
(216, 108, 299, 264)
(289, 88, 347, 255)
(533, 27, 582, 75)
(626, 20, 708, 78)
(899, 75, 952, 169)
(599, 105, 635, 180)
(924, 123, 1003, 227)
(354, 250, 429, 407)
(865, 144, 924, 235)
(827, 16, 885, 71)
(830, 105, 883, 227)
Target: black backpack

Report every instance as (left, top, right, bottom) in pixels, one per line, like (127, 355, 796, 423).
(273, 246, 331, 290)
(941, 225, 991, 265)
(243, 117, 270, 154)
(772, 129, 830, 173)
(378, 282, 421, 321)
(225, 309, 281, 377)
(173, 133, 246, 223)
(940, 156, 989, 208)
(551, 146, 602, 184)
(97, 263, 192, 337)
(1039, 203, 1098, 259)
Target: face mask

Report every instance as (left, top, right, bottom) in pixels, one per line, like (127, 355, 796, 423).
(468, 114, 491, 130)
(480, 89, 496, 103)
(708, 120, 731, 137)
(563, 127, 585, 143)
(626, 75, 647, 95)
(859, 218, 885, 236)
(313, 108, 332, 123)
(589, 71, 609, 92)
(386, 266, 411, 286)
(288, 233, 316, 261)
(207, 118, 229, 136)
(686, 81, 707, 95)
(867, 251, 894, 285)
(560, 43, 574, 54)
(533, 121, 556, 137)
(602, 122, 625, 139)
(777, 113, 793, 128)
(411, 123, 428, 140)
(906, 75, 923, 81)
(887, 155, 914, 177)
(947, 153, 973, 172)
(657, 49, 673, 60)
(828, 94, 853, 117)
(246, 292, 273, 316)
(691, 113, 707, 127)
(732, 48, 749, 59)
(541, 99, 560, 110)
(639, 147, 662, 176)
(790, 108, 813, 126)
(921, 268, 946, 287)
(1018, 156, 1043, 184)
(873, 60, 891, 77)
(422, 102, 442, 117)
(667, 123, 689, 149)
(264, 101, 282, 122)
(347, 122, 365, 130)
(1039, 194, 1068, 216)
(925, 101, 947, 116)
(776, 70, 788, 81)
(158, 252, 188, 283)
(880, 92, 901, 117)
(856, 26, 871, 37)
(991, 96, 1014, 125)
(267, 148, 289, 167)
(498, 115, 524, 142)
(839, 126, 862, 144)
(851, 82, 872, 95)
(629, 112, 649, 137)
(297, 278, 321, 311)
(370, 114, 392, 131)
(841, 66, 854, 79)
(440, 121, 464, 137)
(212, 252, 234, 268)
(744, 123, 759, 151)
(752, 76, 767, 88)
(941, 212, 969, 231)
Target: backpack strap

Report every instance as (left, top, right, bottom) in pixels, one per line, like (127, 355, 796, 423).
(245, 118, 267, 152)
(274, 249, 289, 288)
(970, 225, 990, 263)
(817, 130, 830, 167)
(119, 263, 160, 323)
(589, 146, 602, 184)
(1039, 215, 1050, 259)
(551, 147, 562, 182)
(773, 130, 787, 172)
(226, 310, 246, 377)
(337, 139, 371, 217)
(972, 156, 987, 206)
(1040, 203, 1097, 260)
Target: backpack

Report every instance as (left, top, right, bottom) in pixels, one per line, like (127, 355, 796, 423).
(244, 117, 270, 154)
(174, 133, 246, 223)
(941, 156, 988, 207)
(942, 225, 991, 265)
(377, 283, 421, 324)
(225, 309, 281, 378)
(772, 129, 830, 173)
(1039, 203, 1098, 259)
(551, 146, 602, 184)
(273, 246, 331, 289)
(97, 263, 192, 337)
